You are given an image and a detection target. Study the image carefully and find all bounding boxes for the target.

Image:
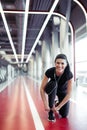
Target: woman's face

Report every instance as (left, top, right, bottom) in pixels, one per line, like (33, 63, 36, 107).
(55, 58, 67, 75)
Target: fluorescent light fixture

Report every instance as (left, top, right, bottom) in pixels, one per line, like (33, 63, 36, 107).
(4, 10, 50, 15)
(21, 0, 30, 63)
(0, 2, 18, 63)
(26, 0, 59, 63)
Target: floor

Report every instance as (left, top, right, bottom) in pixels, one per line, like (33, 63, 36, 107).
(0, 76, 87, 130)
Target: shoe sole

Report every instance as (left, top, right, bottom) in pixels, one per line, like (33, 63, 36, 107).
(48, 118, 56, 122)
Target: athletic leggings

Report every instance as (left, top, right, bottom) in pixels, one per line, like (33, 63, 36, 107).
(48, 89, 69, 117)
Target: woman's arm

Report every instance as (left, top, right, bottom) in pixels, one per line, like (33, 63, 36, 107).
(40, 75, 50, 111)
(55, 78, 73, 111)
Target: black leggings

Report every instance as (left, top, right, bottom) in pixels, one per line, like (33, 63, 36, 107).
(48, 90, 69, 117)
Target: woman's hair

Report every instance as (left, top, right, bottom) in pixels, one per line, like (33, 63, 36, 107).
(55, 54, 68, 63)
(55, 53, 70, 72)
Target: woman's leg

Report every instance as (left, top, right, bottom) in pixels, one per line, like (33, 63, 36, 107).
(48, 88, 57, 108)
(48, 89, 57, 121)
(59, 101, 70, 117)
(57, 93, 70, 118)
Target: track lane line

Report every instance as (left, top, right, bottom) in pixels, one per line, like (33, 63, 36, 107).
(23, 78, 44, 130)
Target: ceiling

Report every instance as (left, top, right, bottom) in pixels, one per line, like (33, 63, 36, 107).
(0, 0, 87, 65)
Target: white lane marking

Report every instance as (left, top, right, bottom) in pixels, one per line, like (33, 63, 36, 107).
(23, 79, 44, 130)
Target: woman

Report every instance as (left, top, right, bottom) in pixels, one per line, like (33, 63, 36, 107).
(40, 54, 73, 122)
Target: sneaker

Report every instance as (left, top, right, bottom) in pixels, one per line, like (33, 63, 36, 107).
(48, 110, 56, 122)
(55, 100, 59, 107)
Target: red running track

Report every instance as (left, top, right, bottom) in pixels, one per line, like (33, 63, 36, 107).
(0, 76, 87, 130)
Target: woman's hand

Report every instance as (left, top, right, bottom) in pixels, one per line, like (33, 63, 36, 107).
(55, 106, 60, 111)
(50, 105, 57, 112)
(44, 104, 50, 111)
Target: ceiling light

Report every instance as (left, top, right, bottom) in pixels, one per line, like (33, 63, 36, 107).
(21, 0, 30, 63)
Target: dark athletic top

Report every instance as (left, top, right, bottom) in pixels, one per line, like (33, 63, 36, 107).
(45, 67, 73, 95)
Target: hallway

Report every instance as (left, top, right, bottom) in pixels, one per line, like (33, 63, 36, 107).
(0, 76, 87, 130)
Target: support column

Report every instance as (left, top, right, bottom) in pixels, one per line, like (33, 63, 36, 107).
(33, 55, 36, 79)
(51, 25, 60, 63)
(41, 40, 51, 77)
(36, 51, 42, 80)
(60, 19, 70, 57)
(27, 56, 33, 77)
